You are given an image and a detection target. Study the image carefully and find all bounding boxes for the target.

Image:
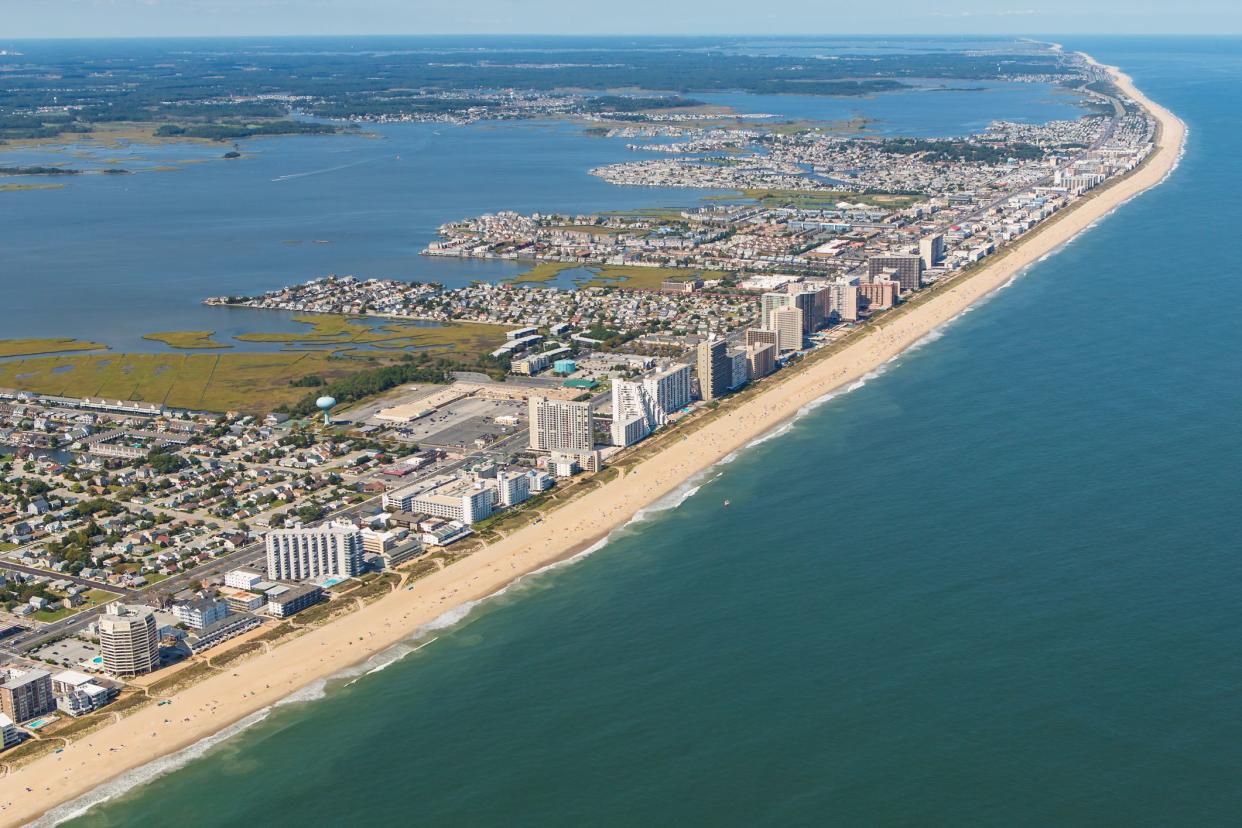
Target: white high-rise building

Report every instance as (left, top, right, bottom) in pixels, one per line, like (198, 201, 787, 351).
(760, 291, 793, 329)
(825, 278, 859, 323)
(265, 522, 364, 581)
(497, 471, 531, 507)
(528, 396, 593, 452)
(728, 350, 749, 391)
(98, 603, 159, 677)
(642, 363, 692, 418)
(0, 713, 18, 749)
(771, 306, 804, 353)
(384, 475, 496, 524)
(919, 233, 945, 270)
(611, 381, 662, 447)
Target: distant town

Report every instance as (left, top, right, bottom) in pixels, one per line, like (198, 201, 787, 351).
(0, 52, 1156, 762)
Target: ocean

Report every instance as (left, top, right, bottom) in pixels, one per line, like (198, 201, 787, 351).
(42, 36, 1242, 826)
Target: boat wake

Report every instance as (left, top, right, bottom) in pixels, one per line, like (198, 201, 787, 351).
(271, 157, 377, 182)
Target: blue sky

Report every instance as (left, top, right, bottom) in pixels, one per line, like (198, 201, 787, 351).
(4, 0, 1240, 38)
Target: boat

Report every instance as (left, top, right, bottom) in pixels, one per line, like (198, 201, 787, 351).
(723, 499, 731, 507)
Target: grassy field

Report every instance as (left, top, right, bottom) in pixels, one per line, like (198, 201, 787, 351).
(510, 261, 707, 290)
(506, 261, 583, 285)
(32, 588, 118, 622)
(0, 351, 358, 412)
(0, 121, 216, 152)
(546, 224, 631, 235)
(0, 317, 501, 414)
(234, 315, 512, 354)
(603, 207, 689, 221)
(142, 331, 232, 349)
(0, 338, 109, 358)
(763, 117, 873, 136)
(583, 265, 710, 290)
(709, 188, 922, 210)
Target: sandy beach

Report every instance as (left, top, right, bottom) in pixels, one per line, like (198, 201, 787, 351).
(0, 61, 1185, 827)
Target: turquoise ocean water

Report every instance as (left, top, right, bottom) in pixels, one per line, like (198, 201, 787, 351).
(39, 36, 1242, 826)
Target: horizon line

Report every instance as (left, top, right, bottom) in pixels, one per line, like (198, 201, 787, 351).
(3, 32, 1240, 42)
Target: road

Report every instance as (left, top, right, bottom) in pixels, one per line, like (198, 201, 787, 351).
(1, 422, 545, 653)
(0, 561, 137, 597)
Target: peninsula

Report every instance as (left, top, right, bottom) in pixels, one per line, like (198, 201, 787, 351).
(0, 57, 1185, 827)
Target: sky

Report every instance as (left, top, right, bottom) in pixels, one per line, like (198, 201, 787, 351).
(3, 0, 1240, 38)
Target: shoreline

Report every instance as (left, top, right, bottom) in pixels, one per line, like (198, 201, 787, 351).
(0, 59, 1186, 827)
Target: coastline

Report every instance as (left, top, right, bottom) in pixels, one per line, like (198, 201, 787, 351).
(0, 60, 1186, 827)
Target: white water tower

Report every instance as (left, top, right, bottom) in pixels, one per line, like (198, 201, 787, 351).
(316, 395, 337, 425)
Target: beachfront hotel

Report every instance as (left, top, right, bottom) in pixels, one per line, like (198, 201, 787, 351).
(611, 380, 662, 447)
(0, 714, 18, 750)
(867, 253, 924, 292)
(528, 395, 594, 452)
(98, 604, 160, 677)
(265, 522, 364, 581)
(641, 363, 693, 418)
(919, 233, 945, 270)
(0, 668, 55, 724)
(771, 306, 805, 354)
(696, 338, 731, 401)
(859, 279, 900, 311)
(747, 341, 777, 379)
(173, 597, 231, 631)
(383, 475, 496, 525)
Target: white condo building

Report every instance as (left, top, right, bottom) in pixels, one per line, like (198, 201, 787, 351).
(384, 476, 496, 524)
(98, 603, 160, 677)
(528, 396, 593, 452)
(0, 714, 17, 749)
(224, 568, 263, 590)
(824, 278, 859, 323)
(642, 363, 692, 418)
(728, 350, 749, 391)
(265, 522, 364, 581)
(760, 291, 792, 330)
(611, 380, 663, 447)
(497, 471, 531, 507)
(771, 306, 804, 353)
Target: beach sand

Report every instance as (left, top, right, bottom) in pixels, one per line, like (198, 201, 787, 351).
(0, 62, 1186, 827)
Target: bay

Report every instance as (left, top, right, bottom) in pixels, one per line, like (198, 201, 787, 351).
(1, 72, 1081, 352)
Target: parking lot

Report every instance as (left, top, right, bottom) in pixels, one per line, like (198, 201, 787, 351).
(29, 635, 102, 671)
(391, 398, 526, 449)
